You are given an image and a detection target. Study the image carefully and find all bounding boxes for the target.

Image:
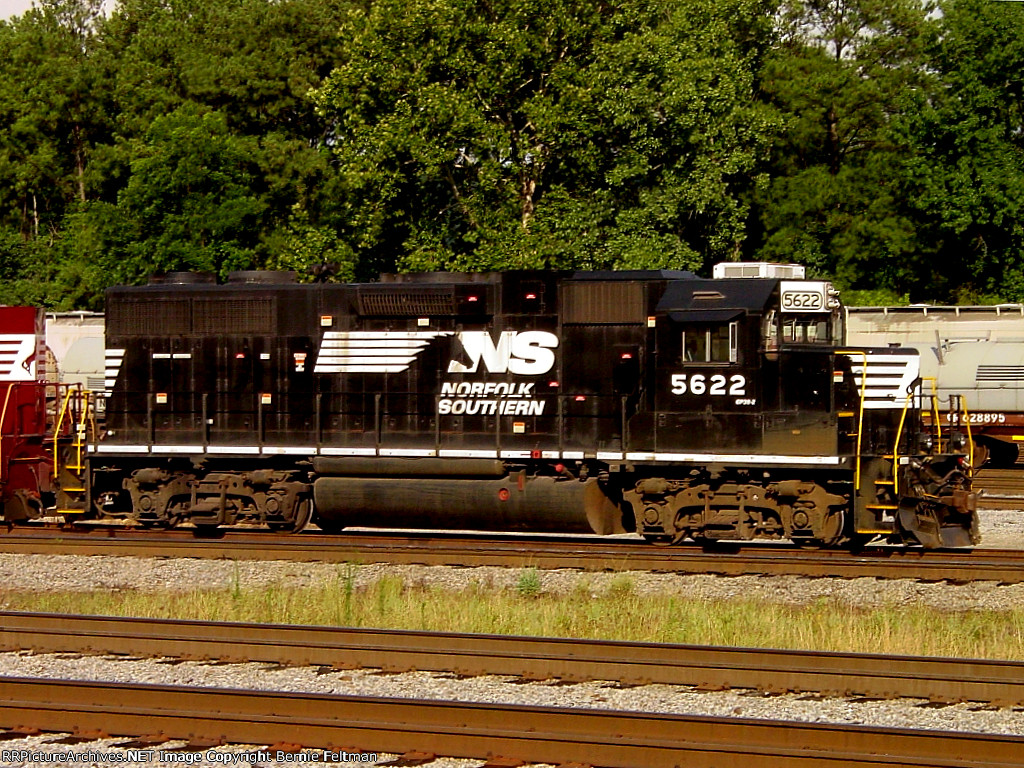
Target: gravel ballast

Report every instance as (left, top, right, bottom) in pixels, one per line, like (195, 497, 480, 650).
(0, 507, 1022, 766)
(2, 510, 1024, 612)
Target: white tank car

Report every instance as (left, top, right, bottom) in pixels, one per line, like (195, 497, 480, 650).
(44, 311, 106, 415)
(845, 305, 1024, 466)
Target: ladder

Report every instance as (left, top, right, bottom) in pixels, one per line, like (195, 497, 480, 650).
(49, 384, 97, 515)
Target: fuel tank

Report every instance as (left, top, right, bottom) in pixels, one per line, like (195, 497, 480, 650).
(312, 474, 628, 535)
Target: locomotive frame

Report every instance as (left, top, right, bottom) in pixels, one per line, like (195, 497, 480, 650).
(57, 268, 977, 549)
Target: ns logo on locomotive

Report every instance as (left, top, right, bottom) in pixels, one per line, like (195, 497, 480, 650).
(1, 265, 978, 548)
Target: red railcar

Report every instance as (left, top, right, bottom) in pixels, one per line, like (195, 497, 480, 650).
(0, 306, 91, 521)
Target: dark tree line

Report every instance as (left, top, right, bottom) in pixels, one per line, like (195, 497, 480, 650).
(0, 0, 1021, 308)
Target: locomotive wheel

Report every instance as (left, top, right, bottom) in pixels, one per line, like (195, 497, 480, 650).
(267, 497, 313, 533)
(793, 508, 846, 549)
(820, 507, 846, 546)
(2, 490, 42, 523)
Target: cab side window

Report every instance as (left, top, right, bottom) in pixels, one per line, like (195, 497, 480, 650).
(684, 330, 707, 362)
(682, 322, 738, 363)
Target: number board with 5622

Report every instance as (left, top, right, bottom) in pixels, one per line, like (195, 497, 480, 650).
(780, 281, 830, 312)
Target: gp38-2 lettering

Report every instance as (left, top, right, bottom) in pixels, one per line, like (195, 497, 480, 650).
(670, 373, 746, 396)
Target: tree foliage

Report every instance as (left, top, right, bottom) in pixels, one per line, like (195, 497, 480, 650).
(312, 0, 779, 276)
(0, 0, 353, 307)
(752, 0, 1024, 302)
(755, 0, 938, 290)
(898, 0, 1024, 302)
(0, 0, 1022, 306)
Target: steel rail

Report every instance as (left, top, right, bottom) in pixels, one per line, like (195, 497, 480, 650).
(979, 493, 1024, 513)
(2, 527, 1024, 581)
(2, 676, 1024, 768)
(2, 612, 1024, 706)
(971, 468, 1024, 510)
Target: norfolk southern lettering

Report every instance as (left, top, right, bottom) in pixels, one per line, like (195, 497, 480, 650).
(440, 329, 555, 414)
(438, 381, 545, 415)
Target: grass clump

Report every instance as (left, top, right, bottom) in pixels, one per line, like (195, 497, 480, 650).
(515, 567, 542, 597)
(4, 566, 1024, 660)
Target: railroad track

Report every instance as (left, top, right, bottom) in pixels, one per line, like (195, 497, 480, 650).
(976, 468, 1024, 510)
(4, 676, 1023, 768)
(2, 612, 1024, 705)
(3, 526, 1024, 582)
(3, 613, 1024, 767)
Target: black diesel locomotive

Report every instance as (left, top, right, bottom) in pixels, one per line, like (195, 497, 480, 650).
(88, 269, 978, 548)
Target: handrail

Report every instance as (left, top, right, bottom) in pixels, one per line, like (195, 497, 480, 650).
(920, 376, 942, 451)
(52, 385, 84, 479)
(892, 385, 976, 501)
(2, 382, 95, 510)
(834, 350, 868, 490)
(951, 393, 974, 474)
(891, 387, 919, 501)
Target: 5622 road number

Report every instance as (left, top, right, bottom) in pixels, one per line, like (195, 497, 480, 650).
(670, 373, 747, 396)
(781, 291, 823, 310)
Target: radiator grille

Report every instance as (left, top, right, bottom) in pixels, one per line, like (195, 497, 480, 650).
(108, 298, 276, 335)
(358, 288, 455, 316)
(562, 282, 645, 324)
(193, 299, 276, 334)
(108, 299, 190, 336)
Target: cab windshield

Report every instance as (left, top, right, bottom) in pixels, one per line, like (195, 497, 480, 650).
(781, 316, 831, 344)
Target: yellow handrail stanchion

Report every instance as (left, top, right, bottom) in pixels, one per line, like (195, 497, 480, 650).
(834, 350, 868, 491)
(918, 376, 941, 451)
(891, 388, 919, 501)
(954, 394, 974, 475)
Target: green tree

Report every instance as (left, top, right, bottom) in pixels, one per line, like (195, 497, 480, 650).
(313, 0, 779, 277)
(105, 104, 264, 280)
(264, 204, 357, 282)
(83, 0, 354, 284)
(0, 0, 110, 235)
(754, 0, 939, 294)
(0, 0, 114, 307)
(897, 0, 1024, 302)
(0, 0, 354, 307)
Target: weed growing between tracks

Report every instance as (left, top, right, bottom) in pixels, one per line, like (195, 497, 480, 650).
(3, 569, 1024, 660)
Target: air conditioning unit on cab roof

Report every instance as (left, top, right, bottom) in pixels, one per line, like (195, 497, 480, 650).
(713, 262, 806, 279)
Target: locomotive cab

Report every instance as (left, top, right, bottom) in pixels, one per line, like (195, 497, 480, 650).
(622, 273, 975, 548)
(642, 276, 842, 457)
